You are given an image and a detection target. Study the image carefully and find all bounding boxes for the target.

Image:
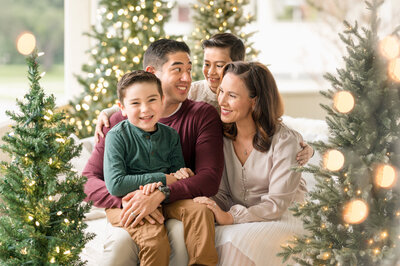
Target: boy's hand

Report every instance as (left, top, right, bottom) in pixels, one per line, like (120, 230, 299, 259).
(140, 181, 163, 196)
(173, 168, 195, 180)
(94, 111, 110, 143)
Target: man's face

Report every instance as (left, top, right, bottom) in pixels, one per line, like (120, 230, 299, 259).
(155, 52, 192, 105)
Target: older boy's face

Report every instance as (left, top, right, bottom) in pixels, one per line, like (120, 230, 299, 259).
(155, 52, 192, 105)
(203, 47, 232, 93)
(119, 82, 163, 132)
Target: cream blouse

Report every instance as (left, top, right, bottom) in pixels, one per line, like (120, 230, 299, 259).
(213, 123, 307, 224)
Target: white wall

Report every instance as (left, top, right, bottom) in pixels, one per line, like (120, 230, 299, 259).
(64, 0, 97, 101)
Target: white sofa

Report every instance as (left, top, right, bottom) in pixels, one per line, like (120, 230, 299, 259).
(0, 116, 329, 266)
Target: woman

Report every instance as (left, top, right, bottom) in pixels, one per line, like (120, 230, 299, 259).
(194, 61, 307, 225)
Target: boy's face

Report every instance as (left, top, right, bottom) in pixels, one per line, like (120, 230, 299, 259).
(203, 47, 232, 93)
(118, 82, 164, 132)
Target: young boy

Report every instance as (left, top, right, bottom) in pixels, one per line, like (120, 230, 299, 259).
(103, 70, 191, 265)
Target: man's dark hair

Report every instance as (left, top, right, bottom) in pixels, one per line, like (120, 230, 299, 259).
(143, 39, 191, 70)
(202, 33, 245, 61)
(117, 70, 163, 103)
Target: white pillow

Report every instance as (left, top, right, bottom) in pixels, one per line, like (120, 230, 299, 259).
(69, 134, 106, 221)
(69, 134, 93, 175)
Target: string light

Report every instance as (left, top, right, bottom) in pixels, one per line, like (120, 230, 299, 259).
(16, 32, 36, 55)
(380, 35, 400, 59)
(374, 164, 397, 188)
(322, 252, 331, 260)
(388, 58, 400, 82)
(343, 199, 369, 224)
(333, 91, 355, 113)
(323, 149, 345, 171)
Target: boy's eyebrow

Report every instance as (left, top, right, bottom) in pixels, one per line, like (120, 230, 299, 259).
(128, 94, 159, 101)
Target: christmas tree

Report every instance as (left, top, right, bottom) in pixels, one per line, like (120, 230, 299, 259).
(189, 0, 259, 80)
(279, 0, 400, 265)
(69, 0, 173, 138)
(0, 51, 93, 265)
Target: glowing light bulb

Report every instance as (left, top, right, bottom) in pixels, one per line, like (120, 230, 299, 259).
(323, 149, 345, 171)
(333, 91, 355, 113)
(343, 199, 369, 224)
(374, 164, 397, 188)
(388, 58, 400, 82)
(380, 35, 400, 59)
(16, 32, 36, 55)
(322, 252, 330, 260)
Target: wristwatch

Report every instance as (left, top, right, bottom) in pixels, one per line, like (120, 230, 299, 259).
(158, 185, 170, 204)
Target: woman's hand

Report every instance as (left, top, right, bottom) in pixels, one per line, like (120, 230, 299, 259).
(173, 168, 195, 180)
(94, 111, 110, 143)
(193, 197, 233, 225)
(296, 141, 314, 166)
(140, 181, 163, 195)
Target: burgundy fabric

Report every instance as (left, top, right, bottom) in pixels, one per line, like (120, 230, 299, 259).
(83, 99, 224, 207)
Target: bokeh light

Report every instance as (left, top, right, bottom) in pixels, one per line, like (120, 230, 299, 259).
(343, 199, 369, 224)
(323, 149, 345, 171)
(16, 32, 36, 55)
(388, 58, 400, 82)
(375, 164, 397, 188)
(380, 35, 400, 60)
(333, 91, 355, 113)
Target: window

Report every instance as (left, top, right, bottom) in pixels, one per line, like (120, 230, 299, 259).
(0, 0, 64, 122)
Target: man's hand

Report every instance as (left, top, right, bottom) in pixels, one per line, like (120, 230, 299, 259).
(120, 189, 165, 228)
(296, 141, 314, 166)
(94, 111, 110, 143)
(173, 168, 195, 180)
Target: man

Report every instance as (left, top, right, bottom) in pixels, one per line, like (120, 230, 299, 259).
(83, 39, 223, 265)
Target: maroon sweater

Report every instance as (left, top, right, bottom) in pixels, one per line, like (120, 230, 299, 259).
(83, 99, 224, 208)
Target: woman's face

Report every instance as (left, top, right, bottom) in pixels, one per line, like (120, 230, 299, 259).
(218, 73, 254, 124)
(202, 47, 232, 93)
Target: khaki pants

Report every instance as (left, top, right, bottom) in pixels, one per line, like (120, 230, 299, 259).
(106, 207, 170, 266)
(106, 199, 218, 266)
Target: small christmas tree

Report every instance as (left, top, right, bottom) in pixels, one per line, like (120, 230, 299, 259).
(189, 0, 259, 80)
(0, 51, 93, 265)
(279, 0, 400, 265)
(69, 0, 173, 138)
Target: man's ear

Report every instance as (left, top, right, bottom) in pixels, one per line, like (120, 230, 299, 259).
(117, 101, 127, 117)
(145, 66, 156, 74)
(161, 95, 165, 104)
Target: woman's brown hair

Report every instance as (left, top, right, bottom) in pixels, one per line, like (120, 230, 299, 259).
(220, 61, 284, 152)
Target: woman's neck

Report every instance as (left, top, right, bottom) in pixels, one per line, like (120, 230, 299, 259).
(235, 118, 257, 140)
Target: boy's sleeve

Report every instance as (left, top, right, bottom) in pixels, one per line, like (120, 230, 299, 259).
(104, 131, 166, 197)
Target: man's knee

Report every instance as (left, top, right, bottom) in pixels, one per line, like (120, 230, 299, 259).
(183, 200, 214, 219)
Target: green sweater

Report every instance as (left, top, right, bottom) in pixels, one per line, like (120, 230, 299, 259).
(104, 120, 185, 197)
